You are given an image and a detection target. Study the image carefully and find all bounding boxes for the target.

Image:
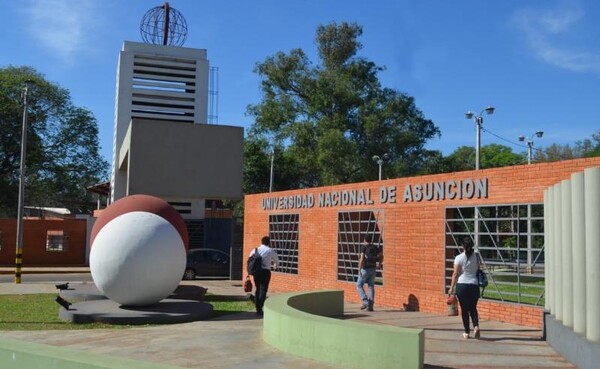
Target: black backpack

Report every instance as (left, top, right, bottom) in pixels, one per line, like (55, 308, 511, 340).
(247, 248, 263, 276)
(363, 245, 379, 268)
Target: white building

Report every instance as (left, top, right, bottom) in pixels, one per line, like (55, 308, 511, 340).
(109, 41, 243, 222)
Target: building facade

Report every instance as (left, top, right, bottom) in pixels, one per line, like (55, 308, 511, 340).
(244, 157, 600, 328)
(110, 40, 209, 204)
(108, 40, 243, 252)
(109, 41, 243, 218)
(0, 217, 88, 266)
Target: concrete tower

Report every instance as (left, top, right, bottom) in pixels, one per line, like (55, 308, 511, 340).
(109, 5, 242, 222)
(110, 41, 209, 203)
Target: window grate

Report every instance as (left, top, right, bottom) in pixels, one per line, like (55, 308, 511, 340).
(337, 210, 384, 285)
(269, 214, 299, 274)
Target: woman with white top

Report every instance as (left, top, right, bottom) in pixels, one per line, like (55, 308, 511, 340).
(448, 237, 481, 339)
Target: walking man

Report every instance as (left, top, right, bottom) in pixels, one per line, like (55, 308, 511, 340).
(249, 236, 279, 316)
(356, 234, 383, 311)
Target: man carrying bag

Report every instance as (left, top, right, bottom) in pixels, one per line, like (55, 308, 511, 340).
(247, 236, 279, 317)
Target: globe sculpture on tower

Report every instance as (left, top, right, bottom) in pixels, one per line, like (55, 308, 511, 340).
(140, 2, 188, 46)
(89, 195, 188, 306)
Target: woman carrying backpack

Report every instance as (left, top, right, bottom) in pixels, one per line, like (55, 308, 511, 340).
(448, 236, 481, 339)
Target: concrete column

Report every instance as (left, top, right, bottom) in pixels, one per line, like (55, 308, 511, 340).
(553, 182, 563, 321)
(584, 167, 600, 342)
(561, 179, 573, 327)
(571, 172, 586, 335)
(544, 189, 552, 312)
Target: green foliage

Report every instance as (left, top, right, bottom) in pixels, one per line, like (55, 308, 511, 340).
(0, 66, 108, 217)
(242, 137, 272, 194)
(587, 145, 600, 157)
(203, 293, 255, 317)
(245, 22, 440, 189)
(586, 131, 600, 157)
(238, 22, 600, 221)
(483, 277, 545, 306)
(440, 144, 524, 172)
(0, 293, 254, 330)
(480, 144, 524, 168)
(444, 146, 476, 172)
(0, 294, 122, 330)
(532, 131, 600, 162)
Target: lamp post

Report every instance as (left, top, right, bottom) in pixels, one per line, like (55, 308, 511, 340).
(465, 106, 495, 170)
(518, 131, 544, 165)
(464, 106, 493, 252)
(372, 154, 388, 181)
(15, 80, 33, 284)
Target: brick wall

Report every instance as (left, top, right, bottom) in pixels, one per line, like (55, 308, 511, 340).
(244, 158, 600, 328)
(0, 218, 88, 266)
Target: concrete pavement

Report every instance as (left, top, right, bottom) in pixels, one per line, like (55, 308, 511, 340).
(0, 266, 91, 275)
(0, 278, 574, 368)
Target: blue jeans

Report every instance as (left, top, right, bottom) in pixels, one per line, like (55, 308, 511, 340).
(356, 267, 376, 305)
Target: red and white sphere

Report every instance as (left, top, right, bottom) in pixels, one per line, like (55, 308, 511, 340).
(89, 195, 188, 306)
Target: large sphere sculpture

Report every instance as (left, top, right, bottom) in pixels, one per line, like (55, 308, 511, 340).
(90, 195, 187, 306)
(90, 194, 189, 249)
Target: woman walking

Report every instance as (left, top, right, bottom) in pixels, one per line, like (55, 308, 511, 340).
(448, 237, 481, 339)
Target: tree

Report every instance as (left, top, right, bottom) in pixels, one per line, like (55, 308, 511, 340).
(415, 149, 449, 175)
(533, 144, 573, 162)
(443, 144, 523, 172)
(532, 131, 600, 162)
(444, 146, 476, 172)
(585, 131, 600, 157)
(246, 22, 440, 189)
(0, 66, 108, 217)
(480, 144, 524, 168)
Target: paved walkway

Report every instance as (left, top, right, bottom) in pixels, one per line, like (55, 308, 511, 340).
(0, 278, 574, 369)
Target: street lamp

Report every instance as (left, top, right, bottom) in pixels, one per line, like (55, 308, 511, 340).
(372, 153, 388, 181)
(518, 131, 544, 165)
(15, 79, 34, 284)
(465, 106, 495, 170)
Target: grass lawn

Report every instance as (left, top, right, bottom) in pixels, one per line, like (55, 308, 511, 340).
(0, 293, 255, 331)
(482, 275, 545, 306)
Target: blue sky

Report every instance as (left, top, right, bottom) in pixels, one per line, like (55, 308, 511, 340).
(2, 0, 599, 163)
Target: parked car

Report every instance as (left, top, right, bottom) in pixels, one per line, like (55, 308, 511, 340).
(183, 248, 230, 280)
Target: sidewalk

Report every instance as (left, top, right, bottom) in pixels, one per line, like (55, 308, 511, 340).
(0, 279, 574, 369)
(0, 266, 90, 275)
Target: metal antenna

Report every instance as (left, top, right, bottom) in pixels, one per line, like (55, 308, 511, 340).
(162, 2, 170, 46)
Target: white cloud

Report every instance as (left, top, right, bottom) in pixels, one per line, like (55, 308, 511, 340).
(513, 2, 600, 74)
(23, 0, 99, 63)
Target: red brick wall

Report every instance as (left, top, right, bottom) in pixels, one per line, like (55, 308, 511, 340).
(244, 158, 600, 328)
(0, 218, 88, 266)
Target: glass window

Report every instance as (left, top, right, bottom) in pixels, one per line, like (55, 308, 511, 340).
(445, 203, 545, 306)
(46, 230, 67, 252)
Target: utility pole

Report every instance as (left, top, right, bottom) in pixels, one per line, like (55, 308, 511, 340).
(15, 80, 33, 284)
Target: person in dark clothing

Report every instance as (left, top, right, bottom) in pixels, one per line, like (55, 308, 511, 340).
(248, 236, 279, 317)
(356, 234, 383, 311)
